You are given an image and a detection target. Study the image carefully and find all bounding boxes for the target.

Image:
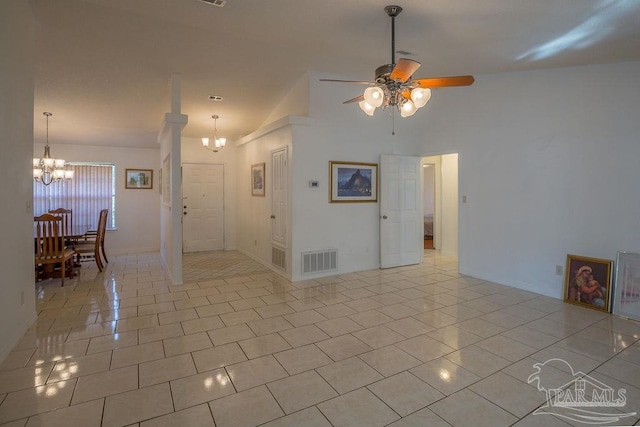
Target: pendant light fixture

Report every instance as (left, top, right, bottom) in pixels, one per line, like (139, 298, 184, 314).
(202, 115, 226, 153)
(33, 112, 74, 186)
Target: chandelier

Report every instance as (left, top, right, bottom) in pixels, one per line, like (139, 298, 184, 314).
(202, 115, 226, 153)
(33, 112, 73, 186)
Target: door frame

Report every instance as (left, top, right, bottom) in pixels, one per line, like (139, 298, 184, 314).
(419, 152, 460, 260)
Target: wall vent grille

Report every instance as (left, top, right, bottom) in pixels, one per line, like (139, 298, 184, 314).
(302, 249, 338, 275)
(272, 247, 286, 270)
(198, 0, 227, 7)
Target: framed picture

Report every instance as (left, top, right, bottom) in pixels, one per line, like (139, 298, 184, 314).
(563, 254, 613, 312)
(329, 161, 377, 203)
(251, 163, 265, 197)
(125, 169, 153, 189)
(612, 251, 640, 321)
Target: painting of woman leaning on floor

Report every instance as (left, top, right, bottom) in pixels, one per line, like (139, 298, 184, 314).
(564, 255, 612, 311)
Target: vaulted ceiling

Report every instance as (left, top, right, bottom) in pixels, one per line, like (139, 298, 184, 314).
(31, 0, 640, 148)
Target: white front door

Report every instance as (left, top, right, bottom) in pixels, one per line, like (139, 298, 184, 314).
(380, 155, 423, 268)
(182, 163, 224, 253)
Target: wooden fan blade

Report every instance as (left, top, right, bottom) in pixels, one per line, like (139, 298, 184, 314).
(390, 59, 421, 82)
(414, 75, 475, 88)
(343, 95, 364, 104)
(319, 79, 373, 84)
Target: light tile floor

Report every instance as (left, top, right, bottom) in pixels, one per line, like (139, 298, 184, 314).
(1, 251, 639, 426)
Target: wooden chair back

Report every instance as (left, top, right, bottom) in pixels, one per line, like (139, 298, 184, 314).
(48, 208, 73, 239)
(34, 214, 65, 260)
(98, 209, 109, 264)
(96, 209, 108, 251)
(75, 209, 108, 272)
(34, 213, 75, 285)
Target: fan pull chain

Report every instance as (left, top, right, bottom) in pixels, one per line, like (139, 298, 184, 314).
(391, 109, 396, 135)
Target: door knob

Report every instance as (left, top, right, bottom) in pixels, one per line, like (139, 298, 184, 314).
(382, 215, 388, 219)
(270, 215, 276, 219)
(183, 212, 187, 215)
(183, 206, 187, 209)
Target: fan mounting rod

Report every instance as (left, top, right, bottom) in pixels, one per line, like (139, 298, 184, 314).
(384, 5, 402, 66)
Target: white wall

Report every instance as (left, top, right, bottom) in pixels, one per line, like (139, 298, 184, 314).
(221, 60, 640, 298)
(425, 61, 640, 298)
(32, 143, 161, 255)
(182, 136, 238, 250)
(0, 0, 37, 362)
(287, 71, 428, 280)
(262, 73, 310, 127)
(236, 71, 445, 281)
(236, 120, 294, 276)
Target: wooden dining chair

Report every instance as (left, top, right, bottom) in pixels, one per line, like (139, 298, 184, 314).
(48, 208, 74, 246)
(83, 213, 108, 263)
(75, 209, 108, 271)
(34, 213, 76, 286)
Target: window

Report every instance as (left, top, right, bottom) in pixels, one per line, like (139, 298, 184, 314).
(33, 163, 116, 230)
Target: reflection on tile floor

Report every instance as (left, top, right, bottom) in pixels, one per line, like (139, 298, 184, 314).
(1, 250, 640, 426)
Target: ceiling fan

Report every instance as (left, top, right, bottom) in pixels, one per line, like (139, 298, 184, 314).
(321, 5, 474, 118)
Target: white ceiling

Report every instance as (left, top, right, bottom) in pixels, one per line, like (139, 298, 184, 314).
(31, 0, 640, 148)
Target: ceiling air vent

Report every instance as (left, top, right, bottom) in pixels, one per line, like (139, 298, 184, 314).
(198, 0, 226, 7)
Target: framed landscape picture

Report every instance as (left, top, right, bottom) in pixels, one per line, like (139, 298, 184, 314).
(251, 163, 265, 196)
(125, 169, 153, 189)
(612, 251, 640, 321)
(563, 254, 613, 312)
(329, 161, 377, 203)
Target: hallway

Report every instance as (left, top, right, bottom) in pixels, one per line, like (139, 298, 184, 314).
(1, 250, 639, 426)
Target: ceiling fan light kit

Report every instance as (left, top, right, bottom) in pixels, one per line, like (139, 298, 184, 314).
(321, 4, 474, 118)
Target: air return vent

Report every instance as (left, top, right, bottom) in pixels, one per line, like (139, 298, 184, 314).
(198, 0, 227, 7)
(272, 247, 286, 270)
(302, 249, 338, 275)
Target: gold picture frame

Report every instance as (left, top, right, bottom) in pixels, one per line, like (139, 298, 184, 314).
(563, 254, 613, 312)
(329, 161, 378, 203)
(125, 169, 153, 189)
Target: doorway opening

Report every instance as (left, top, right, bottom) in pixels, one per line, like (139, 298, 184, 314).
(421, 154, 459, 257)
(423, 163, 435, 250)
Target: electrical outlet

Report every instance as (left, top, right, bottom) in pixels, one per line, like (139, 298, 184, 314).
(555, 265, 563, 276)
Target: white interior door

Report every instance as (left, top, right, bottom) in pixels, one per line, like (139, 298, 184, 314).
(271, 147, 288, 248)
(182, 163, 224, 253)
(380, 155, 423, 268)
